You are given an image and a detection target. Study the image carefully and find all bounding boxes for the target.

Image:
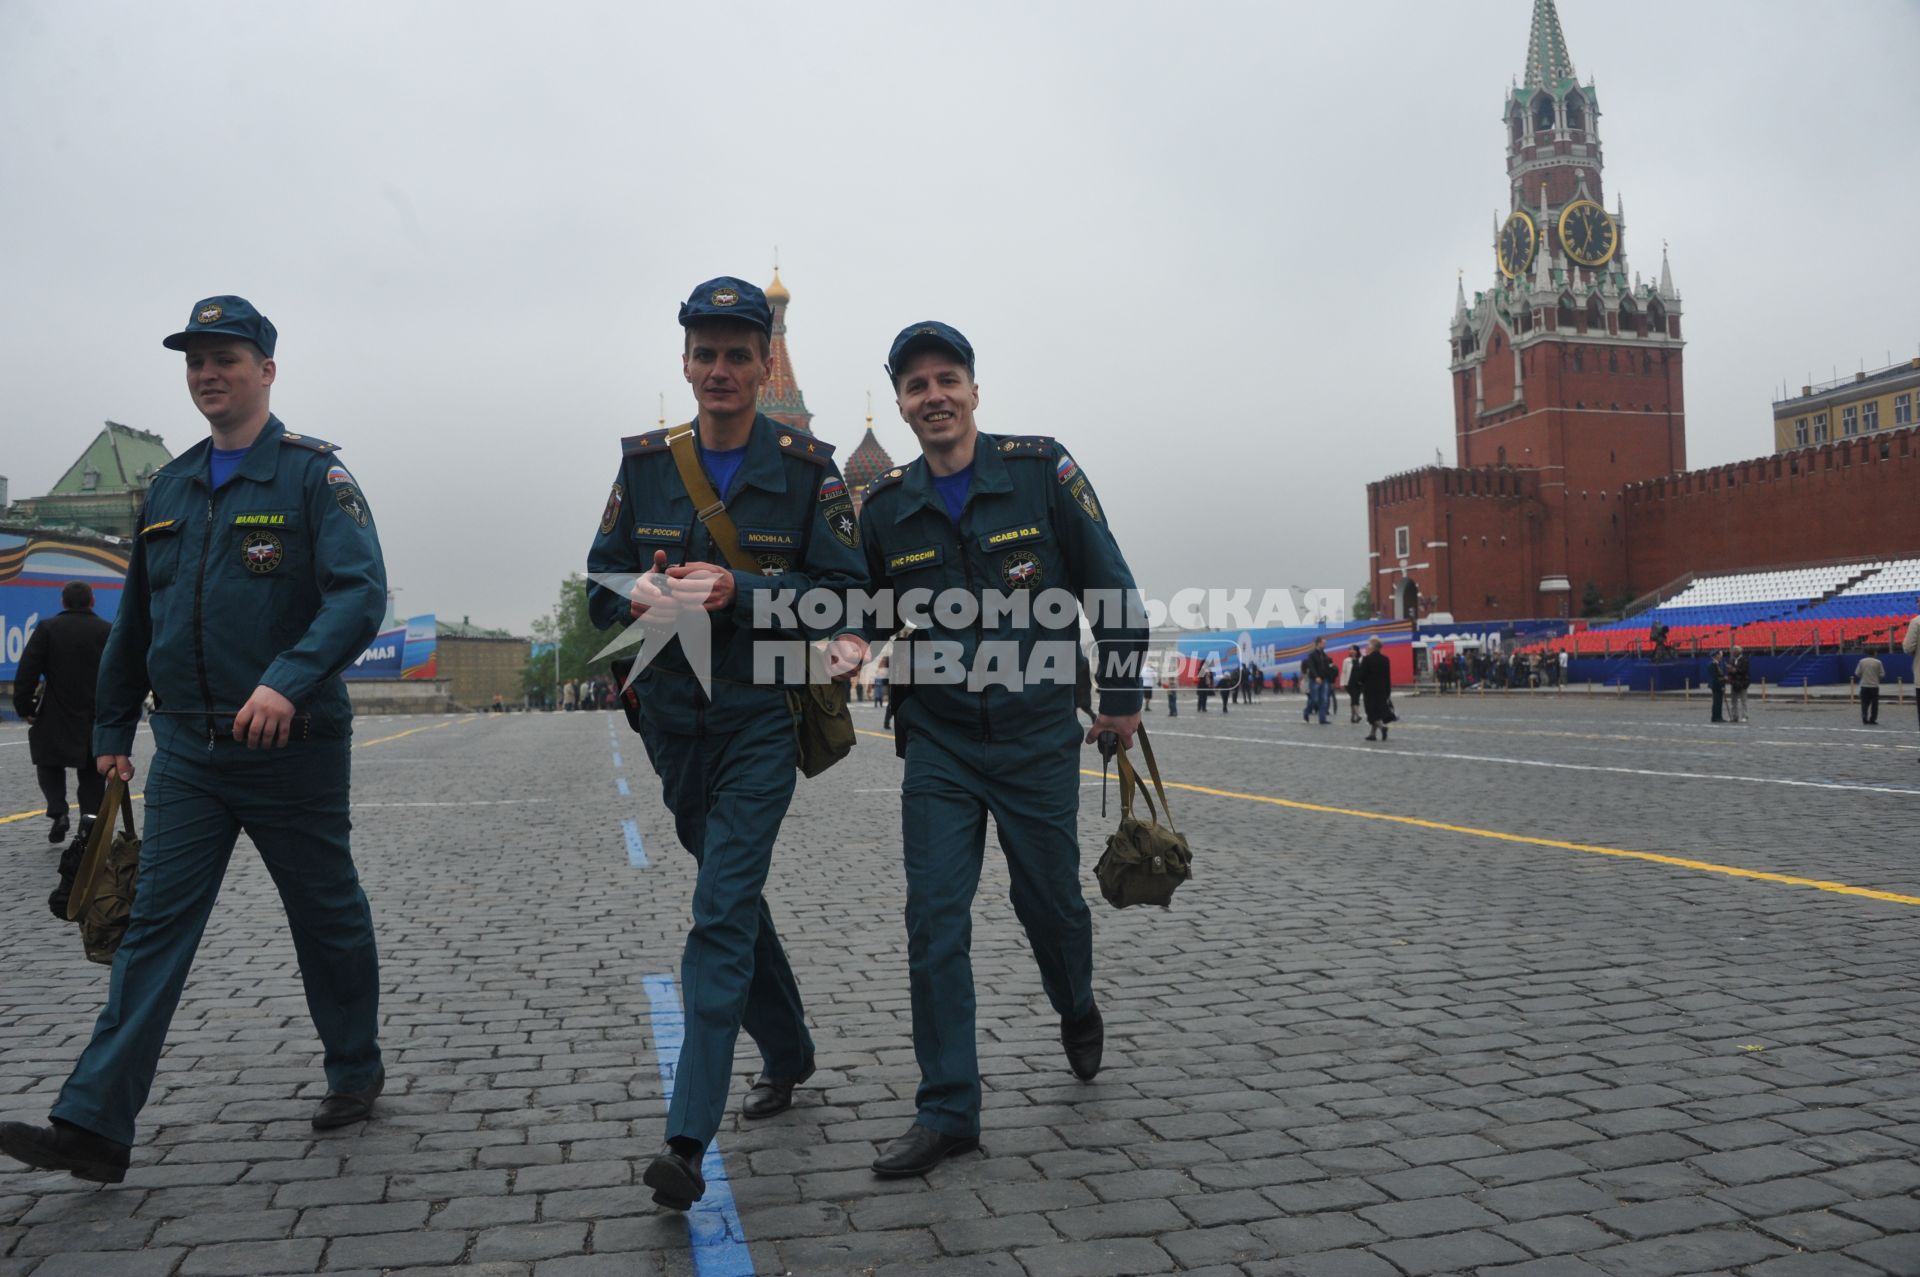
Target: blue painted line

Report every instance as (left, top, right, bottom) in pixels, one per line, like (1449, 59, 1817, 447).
(643, 974, 754, 1276)
(617, 776, 631, 796)
(623, 819, 649, 867)
(612, 751, 623, 768)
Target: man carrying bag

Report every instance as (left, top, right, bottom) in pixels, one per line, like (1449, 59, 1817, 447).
(584, 276, 867, 1211)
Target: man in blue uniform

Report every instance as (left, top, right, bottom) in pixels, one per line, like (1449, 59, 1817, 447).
(0, 296, 389, 1184)
(832, 321, 1147, 1176)
(586, 277, 867, 1210)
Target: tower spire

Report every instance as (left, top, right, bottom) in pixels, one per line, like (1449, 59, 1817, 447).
(1659, 240, 1675, 299)
(757, 260, 811, 433)
(1522, 0, 1576, 89)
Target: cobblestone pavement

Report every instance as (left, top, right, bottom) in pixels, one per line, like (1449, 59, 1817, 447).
(2, 690, 1918, 1276)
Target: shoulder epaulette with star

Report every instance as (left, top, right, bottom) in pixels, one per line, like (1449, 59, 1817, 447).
(776, 431, 836, 466)
(279, 432, 339, 453)
(992, 434, 1057, 459)
(622, 428, 672, 456)
(862, 463, 912, 499)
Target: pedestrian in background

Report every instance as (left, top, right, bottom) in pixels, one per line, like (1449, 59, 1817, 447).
(1728, 646, 1752, 723)
(11, 581, 112, 844)
(1342, 645, 1363, 721)
(0, 295, 388, 1186)
(1855, 652, 1885, 725)
(1708, 651, 1726, 723)
(1904, 600, 1920, 759)
(1197, 668, 1212, 712)
(1359, 636, 1394, 742)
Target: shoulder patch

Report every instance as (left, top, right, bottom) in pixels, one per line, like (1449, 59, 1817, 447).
(279, 432, 339, 453)
(777, 432, 837, 466)
(622, 428, 672, 457)
(993, 434, 1057, 460)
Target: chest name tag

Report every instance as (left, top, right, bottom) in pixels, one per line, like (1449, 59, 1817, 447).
(632, 524, 689, 543)
(739, 528, 799, 550)
(887, 545, 944, 574)
(233, 513, 289, 526)
(981, 524, 1044, 549)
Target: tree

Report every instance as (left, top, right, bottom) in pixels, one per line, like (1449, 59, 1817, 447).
(521, 573, 616, 697)
(1580, 580, 1605, 618)
(1351, 584, 1373, 621)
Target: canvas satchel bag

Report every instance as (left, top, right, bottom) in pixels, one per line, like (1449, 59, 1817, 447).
(1093, 725, 1193, 909)
(68, 775, 142, 964)
(664, 426, 855, 777)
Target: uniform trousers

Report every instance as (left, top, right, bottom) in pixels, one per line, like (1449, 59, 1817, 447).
(640, 712, 812, 1146)
(36, 765, 105, 823)
(52, 736, 382, 1146)
(899, 712, 1093, 1138)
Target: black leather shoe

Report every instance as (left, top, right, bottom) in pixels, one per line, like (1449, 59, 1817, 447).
(311, 1071, 384, 1130)
(48, 816, 68, 844)
(741, 1061, 814, 1120)
(1062, 1005, 1104, 1081)
(871, 1123, 979, 1177)
(642, 1145, 705, 1209)
(0, 1118, 129, 1184)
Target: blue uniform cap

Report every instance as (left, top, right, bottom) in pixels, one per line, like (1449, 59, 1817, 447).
(886, 320, 974, 382)
(678, 276, 772, 335)
(161, 295, 277, 358)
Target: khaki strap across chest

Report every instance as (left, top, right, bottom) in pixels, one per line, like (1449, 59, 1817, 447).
(665, 425, 760, 574)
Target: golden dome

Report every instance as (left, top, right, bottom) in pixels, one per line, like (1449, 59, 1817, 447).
(765, 267, 790, 305)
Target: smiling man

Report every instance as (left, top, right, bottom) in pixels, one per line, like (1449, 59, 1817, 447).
(586, 276, 867, 1211)
(832, 320, 1147, 1176)
(0, 296, 389, 1184)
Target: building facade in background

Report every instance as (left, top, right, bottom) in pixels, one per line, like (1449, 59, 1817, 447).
(1773, 359, 1920, 453)
(1365, 0, 1920, 623)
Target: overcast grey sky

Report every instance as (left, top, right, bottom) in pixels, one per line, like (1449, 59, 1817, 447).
(4, 1, 1916, 633)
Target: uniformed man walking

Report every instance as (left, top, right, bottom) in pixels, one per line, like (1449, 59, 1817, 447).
(830, 321, 1147, 1176)
(0, 297, 389, 1184)
(586, 277, 866, 1210)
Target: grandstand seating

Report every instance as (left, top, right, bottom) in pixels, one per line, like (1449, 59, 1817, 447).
(1529, 557, 1920, 657)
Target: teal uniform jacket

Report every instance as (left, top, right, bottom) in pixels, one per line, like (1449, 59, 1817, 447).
(847, 434, 1146, 739)
(584, 414, 869, 735)
(94, 415, 387, 754)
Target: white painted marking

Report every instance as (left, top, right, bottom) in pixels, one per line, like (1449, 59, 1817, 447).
(1152, 728, 1920, 798)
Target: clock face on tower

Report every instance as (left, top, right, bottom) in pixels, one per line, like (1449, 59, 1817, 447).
(1558, 199, 1618, 267)
(1497, 211, 1537, 278)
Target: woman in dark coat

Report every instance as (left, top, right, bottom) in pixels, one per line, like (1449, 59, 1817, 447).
(1357, 636, 1394, 742)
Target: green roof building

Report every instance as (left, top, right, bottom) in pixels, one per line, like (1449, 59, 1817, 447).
(7, 421, 173, 538)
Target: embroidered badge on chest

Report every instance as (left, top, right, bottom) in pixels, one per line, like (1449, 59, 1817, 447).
(1001, 548, 1043, 590)
(241, 529, 284, 575)
(756, 552, 791, 576)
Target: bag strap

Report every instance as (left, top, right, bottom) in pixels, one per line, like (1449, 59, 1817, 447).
(665, 424, 760, 575)
(1113, 724, 1177, 832)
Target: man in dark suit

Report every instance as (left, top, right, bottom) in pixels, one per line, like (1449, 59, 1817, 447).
(12, 581, 112, 842)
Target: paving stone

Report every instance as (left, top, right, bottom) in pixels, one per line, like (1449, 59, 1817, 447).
(1252, 1210, 1384, 1255)
(1592, 1194, 1745, 1239)
(26, 1252, 186, 1277)
(293, 1200, 428, 1235)
(1014, 1237, 1174, 1277)
(176, 1238, 327, 1275)
(1357, 1193, 1504, 1237)
(1743, 1255, 1884, 1277)
(1845, 1235, 1920, 1277)
(1493, 1212, 1620, 1257)
(472, 1222, 590, 1262)
(1369, 1228, 1531, 1275)
(328, 1228, 470, 1269)
(1585, 1228, 1792, 1276)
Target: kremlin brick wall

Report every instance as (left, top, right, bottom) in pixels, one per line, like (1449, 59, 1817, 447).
(1621, 425, 1920, 592)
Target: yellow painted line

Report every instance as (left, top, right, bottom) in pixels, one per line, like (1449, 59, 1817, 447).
(1072, 768, 1920, 908)
(1, 792, 144, 826)
(524, 726, 1920, 907)
(1393, 721, 1907, 753)
(357, 718, 468, 748)
(2, 718, 476, 823)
